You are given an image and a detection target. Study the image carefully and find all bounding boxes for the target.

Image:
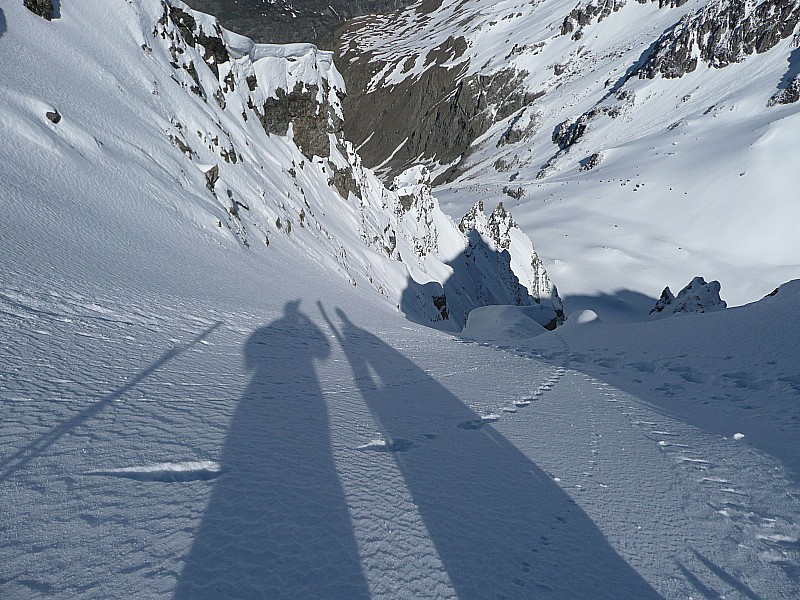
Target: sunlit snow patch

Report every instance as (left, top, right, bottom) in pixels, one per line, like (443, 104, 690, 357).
(84, 461, 222, 482)
(561, 309, 601, 328)
(357, 438, 414, 452)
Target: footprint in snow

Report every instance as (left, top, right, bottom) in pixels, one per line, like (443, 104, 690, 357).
(458, 414, 501, 430)
(357, 438, 414, 453)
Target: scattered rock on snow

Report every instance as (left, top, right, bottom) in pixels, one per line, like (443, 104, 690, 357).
(203, 164, 219, 192)
(579, 152, 602, 171)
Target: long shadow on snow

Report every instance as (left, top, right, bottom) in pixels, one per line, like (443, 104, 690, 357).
(174, 301, 369, 600)
(0, 321, 222, 481)
(560, 289, 657, 324)
(0, 9, 6, 38)
(777, 47, 800, 91)
(323, 306, 663, 599)
(401, 230, 532, 332)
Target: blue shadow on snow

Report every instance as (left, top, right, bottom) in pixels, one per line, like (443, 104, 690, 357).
(0, 322, 222, 481)
(322, 305, 664, 599)
(777, 48, 800, 91)
(174, 301, 370, 599)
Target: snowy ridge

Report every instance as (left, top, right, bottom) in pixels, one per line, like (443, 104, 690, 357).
(147, 0, 562, 328)
(2, 0, 559, 331)
(337, 0, 800, 307)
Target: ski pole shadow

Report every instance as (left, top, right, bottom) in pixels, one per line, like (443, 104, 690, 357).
(321, 305, 664, 599)
(174, 301, 369, 600)
(0, 321, 222, 481)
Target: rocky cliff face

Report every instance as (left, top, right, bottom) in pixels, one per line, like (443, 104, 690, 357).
(183, 0, 417, 45)
(638, 0, 800, 79)
(444, 200, 564, 328)
(329, 2, 565, 183)
(334, 25, 537, 182)
(391, 169, 564, 329)
(140, 0, 561, 329)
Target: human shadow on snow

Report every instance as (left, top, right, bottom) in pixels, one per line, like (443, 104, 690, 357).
(174, 301, 369, 600)
(323, 306, 663, 599)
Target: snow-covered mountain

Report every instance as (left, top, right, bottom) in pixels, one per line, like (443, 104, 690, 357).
(334, 0, 800, 309)
(4, 0, 560, 331)
(3, 1, 800, 599)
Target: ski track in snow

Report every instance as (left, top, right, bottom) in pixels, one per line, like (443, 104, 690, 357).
(2, 284, 800, 599)
(440, 333, 800, 599)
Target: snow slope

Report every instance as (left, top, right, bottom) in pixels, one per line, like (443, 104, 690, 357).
(4, 260, 800, 598)
(336, 0, 800, 311)
(0, 0, 559, 332)
(2, 1, 800, 599)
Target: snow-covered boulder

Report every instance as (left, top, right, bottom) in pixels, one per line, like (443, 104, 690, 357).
(650, 277, 727, 317)
(463, 304, 557, 341)
(561, 309, 602, 329)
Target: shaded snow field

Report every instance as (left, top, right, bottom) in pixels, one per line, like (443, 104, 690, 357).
(2, 275, 799, 599)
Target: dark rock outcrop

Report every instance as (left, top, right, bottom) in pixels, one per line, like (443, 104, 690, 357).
(769, 76, 800, 105)
(154, 2, 342, 161)
(24, 0, 54, 20)
(769, 47, 800, 105)
(258, 82, 342, 159)
(560, 0, 626, 40)
(579, 152, 602, 171)
(336, 28, 538, 182)
(182, 0, 417, 45)
(639, 0, 800, 79)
